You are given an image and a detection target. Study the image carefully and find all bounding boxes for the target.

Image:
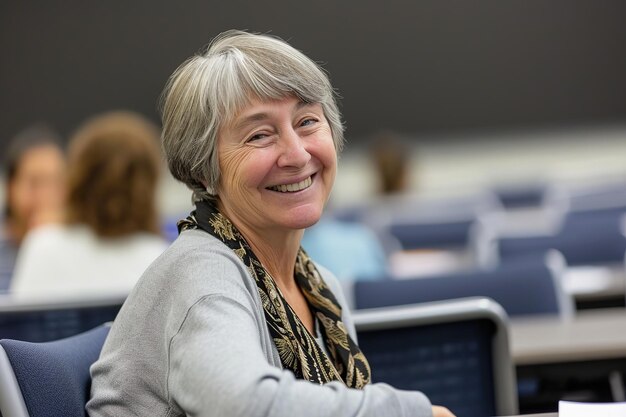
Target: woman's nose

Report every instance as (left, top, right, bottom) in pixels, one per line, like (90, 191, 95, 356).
(277, 130, 311, 168)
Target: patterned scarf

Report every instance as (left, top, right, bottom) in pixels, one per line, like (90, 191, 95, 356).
(178, 199, 370, 388)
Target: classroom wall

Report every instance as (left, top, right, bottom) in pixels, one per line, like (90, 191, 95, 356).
(2, 0, 626, 154)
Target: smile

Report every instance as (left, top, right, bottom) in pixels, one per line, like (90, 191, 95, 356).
(267, 175, 313, 193)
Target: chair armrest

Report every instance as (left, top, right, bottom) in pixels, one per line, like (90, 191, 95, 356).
(0, 344, 30, 417)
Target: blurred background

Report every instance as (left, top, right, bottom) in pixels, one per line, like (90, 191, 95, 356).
(3, 2, 626, 415)
(2, 0, 626, 214)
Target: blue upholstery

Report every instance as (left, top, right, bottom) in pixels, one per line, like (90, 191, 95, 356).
(567, 184, 626, 212)
(354, 254, 566, 317)
(494, 184, 546, 208)
(499, 213, 626, 265)
(353, 298, 518, 417)
(0, 325, 109, 417)
(0, 295, 122, 342)
(388, 218, 475, 250)
(0, 235, 17, 292)
(568, 205, 626, 220)
(330, 205, 369, 224)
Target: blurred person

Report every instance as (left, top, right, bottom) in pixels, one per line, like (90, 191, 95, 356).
(370, 130, 412, 196)
(87, 31, 453, 417)
(11, 111, 168, 296)
(301, 216, 388, 281)
(0, 125, 66, 289)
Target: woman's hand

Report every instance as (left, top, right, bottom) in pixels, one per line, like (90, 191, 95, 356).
(432, 405, 456, 417)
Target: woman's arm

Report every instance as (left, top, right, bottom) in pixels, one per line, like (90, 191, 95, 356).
(167, 293, 433, 417)
(316, 264, 454, 417)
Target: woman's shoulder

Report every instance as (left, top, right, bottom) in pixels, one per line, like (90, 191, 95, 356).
(139, 229, 258, 304)
(158, 228, 243, 268)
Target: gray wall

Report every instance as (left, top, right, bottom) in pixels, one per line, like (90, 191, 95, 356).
(2, 0, 626, 153)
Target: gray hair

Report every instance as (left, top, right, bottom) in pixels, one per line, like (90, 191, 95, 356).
(160, 30, 345, 202)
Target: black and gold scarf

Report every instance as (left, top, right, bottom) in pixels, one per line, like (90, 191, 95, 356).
(178, 200, 370, 388)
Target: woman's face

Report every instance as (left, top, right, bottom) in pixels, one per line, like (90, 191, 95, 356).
(216, 96, 337, 234)
(7, 144, 66, 239)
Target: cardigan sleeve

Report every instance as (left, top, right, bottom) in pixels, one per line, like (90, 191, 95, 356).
(167, 291, 433, 417)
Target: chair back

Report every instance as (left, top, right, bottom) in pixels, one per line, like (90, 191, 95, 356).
(498, 213, 626, 266)
(492, 183, 547, 209)
(354, 250, 573, 318)
(0, 324, 110, 417)
(388, 218, 476, 250)
(354, 297, 518, 417)
(0, 293, 123, 342)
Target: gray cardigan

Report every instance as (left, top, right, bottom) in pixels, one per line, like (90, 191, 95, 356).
(87, 229, 432, 417)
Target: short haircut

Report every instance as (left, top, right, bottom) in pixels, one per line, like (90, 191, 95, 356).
(66, 111, 162, 238)
(3, 125, 64, 219)
(160, 30, 344, 202)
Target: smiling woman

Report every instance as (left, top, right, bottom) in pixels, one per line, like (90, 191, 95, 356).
(218, 97, 336, 239)
(86, 30, 453, 417)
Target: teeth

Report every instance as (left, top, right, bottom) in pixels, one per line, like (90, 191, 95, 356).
(269, 176, 313, 193)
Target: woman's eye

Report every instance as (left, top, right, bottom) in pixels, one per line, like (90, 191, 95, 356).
(248, 133, 267, 142)
(300, 118, 317, 127)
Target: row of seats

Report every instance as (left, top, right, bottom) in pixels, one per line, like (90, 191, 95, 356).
(3, 180, 626, 416)
(0, 296, 518, 417)
(323, 179, 626, 317)
(351, 250, 574, 319)
(331, 179, 626, 268)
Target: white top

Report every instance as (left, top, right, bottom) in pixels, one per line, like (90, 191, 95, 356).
(11, 224, 168, 298)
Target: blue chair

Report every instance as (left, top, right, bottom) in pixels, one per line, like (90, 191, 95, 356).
(566, 183, 626, 213)
(354, 297, 518, 417)
(493, 183, 547, 209)
(373, 193, 501, 252)
(0, 239, 17, 292)
(388, 218, 476, 250)
(0, 294, 123, 342)
(354, 251, 573, 318)
(0, 324, 110, 417)
(498, 213, 626, 266)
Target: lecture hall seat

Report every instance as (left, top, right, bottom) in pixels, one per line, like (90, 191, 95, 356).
(0, 324, 110, 417)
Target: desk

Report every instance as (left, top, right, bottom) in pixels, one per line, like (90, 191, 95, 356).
(563, 266, 625, 309)
(510, 308, 626, 365)
(510, 309, 626, 413)
(504, 414, 557, 417)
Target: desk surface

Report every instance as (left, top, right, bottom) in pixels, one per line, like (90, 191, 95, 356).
(508, 414, 557, 417)
(562, 265, 625, 301)
(510, 308, 626, 365)
(505, 414, 557, 417)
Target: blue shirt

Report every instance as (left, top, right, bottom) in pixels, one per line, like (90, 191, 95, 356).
(0, 222, 17, 291)
(302, 219, 387, 281)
